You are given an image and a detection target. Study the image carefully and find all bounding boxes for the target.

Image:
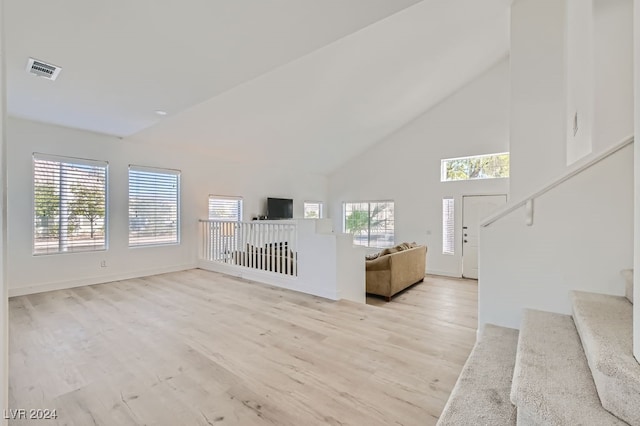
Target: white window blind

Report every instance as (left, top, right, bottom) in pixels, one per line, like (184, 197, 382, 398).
(442, 198, 455, 255)
(303, 201, 323, 219)
(343, 201, 394, 248)
(33, 153, 108, 255)
(208, 196, 243, 221)
(129, 165, 180, 247)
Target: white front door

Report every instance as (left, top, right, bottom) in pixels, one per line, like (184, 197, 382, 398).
(462, 195, 507, 279)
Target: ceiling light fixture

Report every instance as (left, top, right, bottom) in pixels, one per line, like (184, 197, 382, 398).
(155, 110, 168, 116)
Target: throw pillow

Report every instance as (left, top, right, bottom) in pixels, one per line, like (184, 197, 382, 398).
(381, 247, 399, 256)
(365, 252, 380, 261)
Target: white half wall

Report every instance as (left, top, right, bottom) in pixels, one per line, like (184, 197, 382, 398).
(198, 219, 366, 303)
(6, 117, 327, 295)
(479, 144, 633, 329)
(328, 59, 510, 277)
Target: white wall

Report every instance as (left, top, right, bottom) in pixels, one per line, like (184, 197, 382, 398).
(593, 0, 634, 152)
(328, 59, 510, 277)
(566, 0, 594, 165)
(6, 117, 327, 295)
(633, 0, 640, 363)
(511, 0, 633, 201)
(565, 0, 633, 164)
(479, 145, 633, 329)
(509, 0, 567, 201)
(482, 0, 635, 332)
(0, 1, 7, 422)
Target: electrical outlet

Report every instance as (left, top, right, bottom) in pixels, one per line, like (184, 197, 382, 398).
(100, 260, 107, 268)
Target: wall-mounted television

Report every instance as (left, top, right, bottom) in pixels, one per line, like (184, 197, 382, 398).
(267, 197, 293, 219)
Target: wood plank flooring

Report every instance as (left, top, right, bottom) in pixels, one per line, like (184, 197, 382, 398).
(8, 270, 478, 426)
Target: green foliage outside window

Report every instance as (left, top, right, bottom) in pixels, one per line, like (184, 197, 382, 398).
(442, 153, 509, 182)
(69, 181, 106, 239)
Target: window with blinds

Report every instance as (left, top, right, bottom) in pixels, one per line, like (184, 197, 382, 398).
(33, 154, 108, 255)
(208, 196, 243, 221)
(343, 201, 394, 248)
(442, 197, 455, 255)
(303, 201, 323, 219)
(129, 166, 180, 247)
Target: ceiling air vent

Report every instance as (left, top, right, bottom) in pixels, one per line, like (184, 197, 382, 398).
(26, 57, 62, 80)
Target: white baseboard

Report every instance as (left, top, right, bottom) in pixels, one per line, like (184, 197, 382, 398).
(8, 263, 198, 297)
(197, 260, 339, 301)
(427, 269, 463, 278)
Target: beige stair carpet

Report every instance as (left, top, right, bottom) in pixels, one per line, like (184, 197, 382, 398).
(511, 309, 627, 425)
(437, 324, 518, 426)
(571, 291, 640, 425)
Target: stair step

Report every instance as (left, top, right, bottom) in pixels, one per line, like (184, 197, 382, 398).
(511, 309, 626, 425)
(571, 291, 640, 425)
(621, 269, 633, 304)
(437, 324, 518, 426)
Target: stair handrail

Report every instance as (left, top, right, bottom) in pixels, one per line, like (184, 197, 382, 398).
(481, 134, 634, 228)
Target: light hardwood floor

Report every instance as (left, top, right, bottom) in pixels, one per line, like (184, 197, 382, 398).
(8, 269, 478, 425)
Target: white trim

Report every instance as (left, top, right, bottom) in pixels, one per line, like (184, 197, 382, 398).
(427, 269, 462, 278)
(208, 194, 243, 201)
(441, 151, 510, 162)
(441, 152, 510, 182)
(303, 200, 324, 219)
(128, 164, 181, 175)
(33, 152, 108, 168)
(8, 263, 197, 297)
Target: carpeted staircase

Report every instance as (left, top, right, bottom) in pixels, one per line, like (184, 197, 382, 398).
(438, 276, 639, 425)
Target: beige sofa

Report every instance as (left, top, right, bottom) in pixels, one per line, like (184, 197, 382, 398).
(366, 243, 427, 301)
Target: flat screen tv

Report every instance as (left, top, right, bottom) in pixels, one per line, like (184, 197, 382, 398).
(267, 197, 293, 219)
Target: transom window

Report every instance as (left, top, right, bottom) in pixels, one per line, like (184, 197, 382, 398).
(128, 165, 180, 247)
(303, 201, 323, 219)
(441, 152, 509, 182)
(343, 201, 394, 248)
(208, 196, 243, 221)
(33, 153, 108, 255)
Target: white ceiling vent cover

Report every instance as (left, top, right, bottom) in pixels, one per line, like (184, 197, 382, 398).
(26, 58, 62, 80)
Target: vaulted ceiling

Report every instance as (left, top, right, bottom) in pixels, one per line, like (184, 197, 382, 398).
(6, 0, 511, 174)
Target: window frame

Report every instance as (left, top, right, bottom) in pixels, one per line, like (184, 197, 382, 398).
(128, 165, 181, 248)
(208, 195, 243, 222)
(343, 200, 395, 248)
(441, 152, 510, 182)
(442, 197, 455, 255)
(32, 153, 109, 256)
(303, 201, 324, 219)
